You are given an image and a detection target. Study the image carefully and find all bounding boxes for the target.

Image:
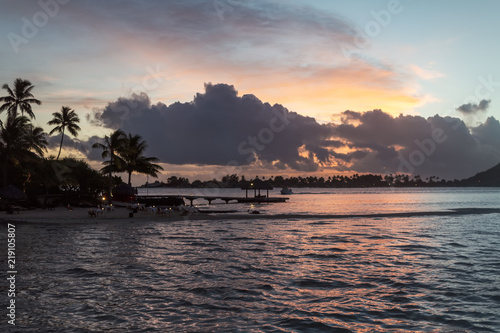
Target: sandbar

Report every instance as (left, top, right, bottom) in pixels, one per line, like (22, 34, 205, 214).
(1, 207, 499, 225)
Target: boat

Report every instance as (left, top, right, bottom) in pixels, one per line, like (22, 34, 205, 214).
(280, 187, 293, 195)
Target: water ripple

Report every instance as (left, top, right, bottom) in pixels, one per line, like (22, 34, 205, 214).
(7, 214, 500, 332)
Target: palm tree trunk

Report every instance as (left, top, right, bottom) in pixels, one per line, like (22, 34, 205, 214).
(56, 128, 65, 160)
(128, 171, 132, 186)
(109, 151, 113, 196)
(2, 158, 8, 187)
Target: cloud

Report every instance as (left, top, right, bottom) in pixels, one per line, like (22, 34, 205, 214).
(456, 99, 490, 114)
(330, 109, 500, 179)
(87, 85, 500, 180)
(472, 116, 500, 148)
(47, 134, 103, 161)
(46, 0, 356, 70)
(89, 83, 334, 171)
(410, 65, 444, 80)
(0, 0, 436, 129)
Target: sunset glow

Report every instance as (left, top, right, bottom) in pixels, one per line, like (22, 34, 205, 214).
(1, 0, 500, 184)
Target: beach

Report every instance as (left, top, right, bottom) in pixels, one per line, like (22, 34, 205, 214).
(0, 206, 210, 224)
(3, 204, 500, 226)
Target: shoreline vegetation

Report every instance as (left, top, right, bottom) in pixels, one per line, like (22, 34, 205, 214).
(142, 161, 500, 189)
(0, 78, 163, 210)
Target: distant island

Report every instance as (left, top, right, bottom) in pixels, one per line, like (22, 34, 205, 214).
(140, 163, 500, 189)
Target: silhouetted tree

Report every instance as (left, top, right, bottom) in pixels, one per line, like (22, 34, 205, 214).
(118, 133, 163, 185)
(0, 78, 41, 119)
(92, 129, 127, 194)
(0, 115, 46, 186)
(48, 106, 81, 160)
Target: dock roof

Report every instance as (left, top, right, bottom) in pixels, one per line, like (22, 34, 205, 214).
(240, 179, 273, 190)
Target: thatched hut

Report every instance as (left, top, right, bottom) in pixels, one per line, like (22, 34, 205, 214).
(240, 179, 273, 198)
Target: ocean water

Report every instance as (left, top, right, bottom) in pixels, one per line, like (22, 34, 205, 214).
(138, 187, 500, 215)
(3, 188, 500, 332)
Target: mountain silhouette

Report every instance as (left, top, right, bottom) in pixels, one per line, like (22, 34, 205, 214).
(462, 162, 500, 186)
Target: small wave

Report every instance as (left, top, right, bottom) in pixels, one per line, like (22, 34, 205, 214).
(443, 319, 475, 330)
(220, 236, 253, 241)
(278, 317, 353, 332)
(447, 242, 467, 248)
(310, 235, 352, 243)
(367, 234, 393, 240)
(187, 241, 214, 247)
(189, 286, 237, 300)
(95, 237, 111, 242)
(304, 252, 342, 260)
(242, 247, 266, 252)
(63, 267, 106, 277)
(257, 283, 274, 291)
(292, 278, 351, 289)
(392, 244, 435, 252)
(308, 220, 332, 225)
(93, 314, 127, 323)
(323, 247, 347, 252)
(488, 294, 500, 303)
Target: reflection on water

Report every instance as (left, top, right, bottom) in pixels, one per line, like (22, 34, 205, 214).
(138, 187, 500, 216)
(6, 210, 500, 332)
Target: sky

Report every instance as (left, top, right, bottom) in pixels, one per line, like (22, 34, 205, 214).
(1, 0, 500, 184)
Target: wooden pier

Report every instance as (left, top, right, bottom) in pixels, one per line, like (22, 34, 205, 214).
(137, 195, 289, 206)
(138, 179, 289, 206)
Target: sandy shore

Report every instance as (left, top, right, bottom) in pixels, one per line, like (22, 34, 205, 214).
(1, 207, 499, 225)
(0, 207, 211, 224)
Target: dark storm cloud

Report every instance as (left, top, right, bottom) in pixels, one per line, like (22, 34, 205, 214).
(471, 116, 500, 148)
(330, 110, 500, 179)
(456, 99, 490, 114)
(87, 86, 500, 179)
(89, 84, 334, 171)
(86, 93, 151, 130)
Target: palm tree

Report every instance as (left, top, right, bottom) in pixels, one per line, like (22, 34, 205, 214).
(27, 124, 48, 157)
(0, 115, 44, 186)
(0, 78, 41, 119)
(92, 129, 127, 194)
(119, 133, 163, 185)
(47, 106, 81, 160)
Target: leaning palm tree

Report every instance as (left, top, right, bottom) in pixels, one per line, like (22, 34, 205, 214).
(47, 106, 81, 160)
(0, 78, 41, 119)
(92, 129, 127, 194)
(119, 133, 163, 185)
